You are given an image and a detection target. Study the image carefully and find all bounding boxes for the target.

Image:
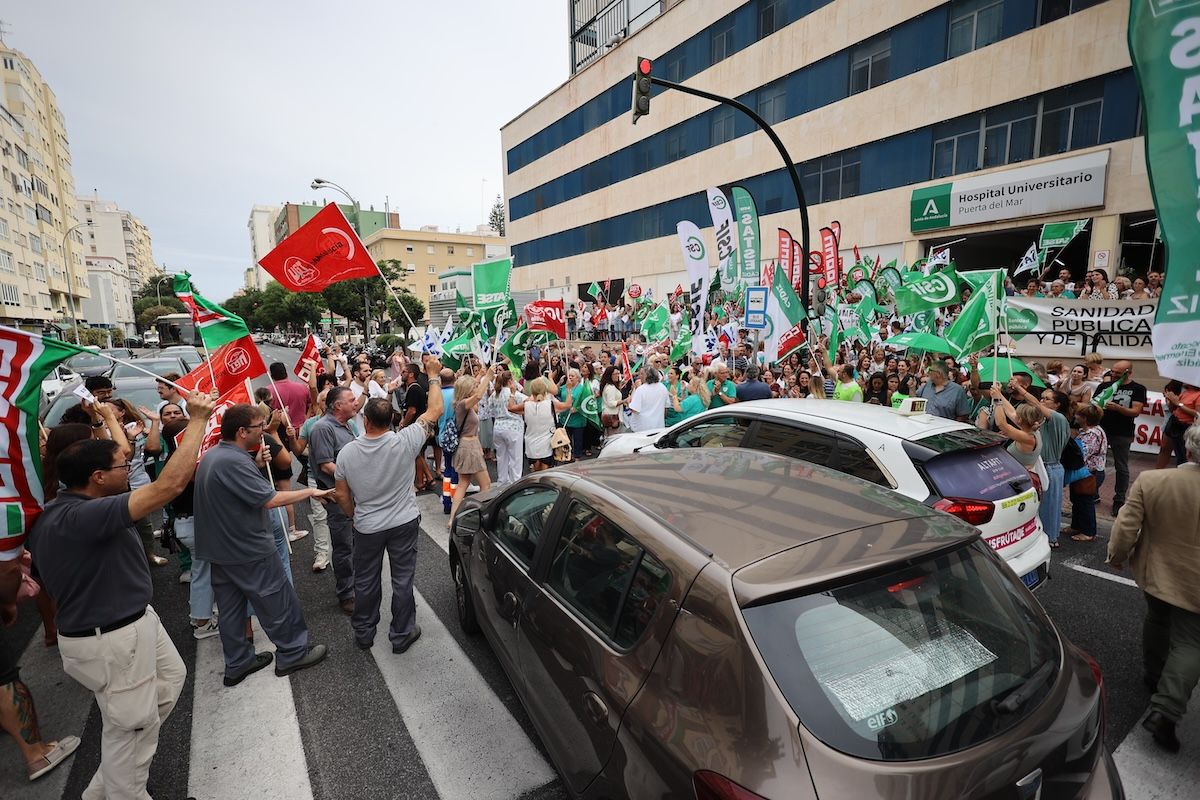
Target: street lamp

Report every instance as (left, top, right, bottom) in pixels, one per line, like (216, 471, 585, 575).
(151, 273, 172, 306)
(310, 177, 370, 339)
(60, 221, 92, 344)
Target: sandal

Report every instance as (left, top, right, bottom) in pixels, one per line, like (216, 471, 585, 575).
(1049, 540, 1061, 549)
(28, 736, 80, 781)
(1071, 533, 1096, 542)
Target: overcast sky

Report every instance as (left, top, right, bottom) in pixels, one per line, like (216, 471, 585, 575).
(4, 0, 568, 301)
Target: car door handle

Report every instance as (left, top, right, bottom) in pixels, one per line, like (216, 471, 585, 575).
(584, 692, 608, 727)
(500, 591, 519, 621)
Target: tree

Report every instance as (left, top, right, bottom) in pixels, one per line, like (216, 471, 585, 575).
(133, 295, 184, 321)
(385, 289, 425, 339)
(221, 289, 264, 329)
(488, 194, 506, 237)
(137, 304, 179, 332)
(321, 260, 405, 336)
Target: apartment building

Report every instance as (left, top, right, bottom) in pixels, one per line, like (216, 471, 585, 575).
(245, 203, 280, 290)
(502, 0, 1151, 301)
(0, 40, 87, 331)
(81, 255, 135, 334)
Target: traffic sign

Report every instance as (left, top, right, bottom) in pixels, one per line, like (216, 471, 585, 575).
(744, 286, 768, 329)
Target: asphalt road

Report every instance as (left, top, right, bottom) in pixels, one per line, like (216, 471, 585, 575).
(2, 342, 1192, 798)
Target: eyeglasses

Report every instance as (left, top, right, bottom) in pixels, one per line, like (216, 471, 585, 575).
(104, 462, 133, 473)
(242, 422, 266, 431)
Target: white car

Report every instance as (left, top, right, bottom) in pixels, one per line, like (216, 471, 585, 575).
(599, 398, 1051, 590)
(41, 364, 75, 400)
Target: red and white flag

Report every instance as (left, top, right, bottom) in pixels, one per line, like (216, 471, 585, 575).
(257, 203, 378, 292)
(175, 380, 252, 461)
(176, 335, 266, 398)
(522, 299, 566, 340)
(293, 333, 326, 381)
(592, 304, 608, 326)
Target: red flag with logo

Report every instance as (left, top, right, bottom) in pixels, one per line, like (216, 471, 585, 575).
(293, 333, 326, 381)
(176, 335, 266, 397)
(257, 203, 378, 292)
(778, 229, 793, 284)
(791, 237, 804, 288)
(820, 226, 839, 289)
(175, 380, 253, 461)
(592, 304, 608, 326)
(522, 299, 566, 340)
(620, 342, 632, 382)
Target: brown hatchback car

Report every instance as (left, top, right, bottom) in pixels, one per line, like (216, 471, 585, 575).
(448, 448, 1123, 800)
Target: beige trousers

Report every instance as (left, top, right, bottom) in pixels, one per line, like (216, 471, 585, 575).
(58, 606, 185, 800)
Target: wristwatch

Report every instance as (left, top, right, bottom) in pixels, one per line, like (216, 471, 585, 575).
(91, 421, 104, 429)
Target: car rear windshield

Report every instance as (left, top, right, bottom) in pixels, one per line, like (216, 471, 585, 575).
(111, 360, 178, 378)
(922, 445, 1032, 502)
(743, 542, 1059, 761)
(67, 353, 108, 369)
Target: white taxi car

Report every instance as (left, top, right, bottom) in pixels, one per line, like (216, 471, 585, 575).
(599, 398, 1051, 589)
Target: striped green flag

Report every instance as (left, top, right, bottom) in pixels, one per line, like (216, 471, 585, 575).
(0, 326, 98, 556)
(173, 272, 249, 349)
(1091, 379, 1120, 409)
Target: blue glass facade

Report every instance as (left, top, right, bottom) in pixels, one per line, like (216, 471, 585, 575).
(508, 0, 1112, 223)
(510, 68, 1138, 269)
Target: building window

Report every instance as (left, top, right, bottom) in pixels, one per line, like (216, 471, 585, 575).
(405, 244, 414, 252)
(0, 251, 13, 273)
(428, 265, 436, 274)
(34, 262, 45, 281)
(429, 284, 436, 293)
(758, 0, 783, 38)
(2, 58, 13, 70)
(949, 0, 1004, 59)
(711, 16, 734, 63)
(982, 100, 1038, 167)
(1039, 96, 1102, 157)
(665, 53, 686, 83)
(447, 245, 455, 254)
(932, 122, 982, 178)
(14, 147, 27, 169)
(426, 244, 435, 254)
(802, 151, 861, 204)
(1038, 0, 1103, 26)
(850, 35, 891, 95)
(39, 292, 50, 310)
(29, 234, 41, 254)
(549, 278, 555, 287)
(24, 205, 35, 225)
(0, 218, 8, 240)
(466, 247, 475, 256)
(665, 128, 688, 162)
(711, 107, 735, 146)
(756, 81, 787, 125)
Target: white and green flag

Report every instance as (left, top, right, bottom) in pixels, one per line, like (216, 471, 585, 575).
(1013, 242, 1042, 276)
(706, 188, 739, 292)
(471, 257, 512, 330)
(677, 220, 711, 356)
(1038, 219, 1088, 250)
(893, 268, 960, 315)
(1129, 2, 1200, 385)
(945, 271, 1002, 358)
(641, 302, 670, 343)
(730, 186, 760, 286)
(765, 263, 808, 362)
(0, 327, 99, 557)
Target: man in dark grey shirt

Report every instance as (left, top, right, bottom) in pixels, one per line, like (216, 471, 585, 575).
(195, 403, 332, 686)
(28, 390, 213, 798)
(309, 386, 360, 614)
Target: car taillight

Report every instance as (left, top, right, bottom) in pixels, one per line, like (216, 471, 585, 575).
(694, 770, 769, 800)
(933, 497, 995, 525)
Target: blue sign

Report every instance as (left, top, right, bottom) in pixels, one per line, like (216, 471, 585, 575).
(744, 286, 768, 330)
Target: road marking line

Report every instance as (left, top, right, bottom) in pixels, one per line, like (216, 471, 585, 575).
(1066, 563, 1138, 587)
(372, 580, 555, 798)
(189, 620, 314, 800)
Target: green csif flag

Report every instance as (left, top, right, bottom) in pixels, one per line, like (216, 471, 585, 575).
(730, 186, 760, 286)
(893, 268, 960, 315)
(1038, 219, 1088, 250)
(439, 330, 476, 370)
(944, 271, 1002, 359)
(1129, 3, 1200, 384)
(641, 302, 670, 343)
(472, 257, 512, 326)
(173, 272, 249, 349)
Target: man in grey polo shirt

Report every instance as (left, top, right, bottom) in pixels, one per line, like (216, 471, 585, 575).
(915, 362, 970, 421)
(194, 403, 332, 686)
(28, 390, 213, 799)
(336, 355, 443, 652)
(310, 385, 360, 615)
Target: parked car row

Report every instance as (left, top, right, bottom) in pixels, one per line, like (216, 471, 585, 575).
(252, 331, 305, 348)
(445, 400, 1121, 799)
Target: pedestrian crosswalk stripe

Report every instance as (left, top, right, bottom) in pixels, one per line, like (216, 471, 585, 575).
(371, 577, 556, 798)
(189, 621, 313, 800)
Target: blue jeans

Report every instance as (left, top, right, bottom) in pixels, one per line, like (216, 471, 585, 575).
(1039, 462, 1065, 544)
(172, 517, 214, 621)
(270, 507, 294, 585)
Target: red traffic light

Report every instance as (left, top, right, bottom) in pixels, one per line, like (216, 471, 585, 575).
(638, 58, 652, 75)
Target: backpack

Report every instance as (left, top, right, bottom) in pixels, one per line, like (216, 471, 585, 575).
(439, 404, 465, 455)
(1060, 435, 1085, 472)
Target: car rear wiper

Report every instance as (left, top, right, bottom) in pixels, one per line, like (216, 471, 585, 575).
(992, 662, 1055, 714)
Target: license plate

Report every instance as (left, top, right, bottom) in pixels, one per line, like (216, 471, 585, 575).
(1020, 569, 1042, 589)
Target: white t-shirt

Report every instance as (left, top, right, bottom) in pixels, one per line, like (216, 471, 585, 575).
(628, 382, 669, 432)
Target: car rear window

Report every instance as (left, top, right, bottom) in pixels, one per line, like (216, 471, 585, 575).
(922, 445, 1032, 502)
(111, 360, 180, 378)
(742, 542, 1059, 761)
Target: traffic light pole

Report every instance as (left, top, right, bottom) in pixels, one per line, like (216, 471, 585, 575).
(647, 75, 812, 308)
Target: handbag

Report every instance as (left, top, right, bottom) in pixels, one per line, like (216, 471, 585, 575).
(1071, 473, 1098, 496)
(601, 412, 620, 429)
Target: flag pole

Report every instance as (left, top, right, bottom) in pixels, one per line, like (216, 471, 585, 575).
(374, 263, 421, 341)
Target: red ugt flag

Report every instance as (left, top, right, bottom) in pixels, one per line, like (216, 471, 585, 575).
(522, 300, 566, 340)
(176, 335, 266, 397)
(293, 333, 326, 381)
(257, 204, 378, 292)
(175, 380, 253, 462)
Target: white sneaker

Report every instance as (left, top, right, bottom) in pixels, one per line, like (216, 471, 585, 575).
(312, 556, 330, 572)
(288, 528, 309, 542)
(179, 571, 192, 584)
(192, 619, 220, 640)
